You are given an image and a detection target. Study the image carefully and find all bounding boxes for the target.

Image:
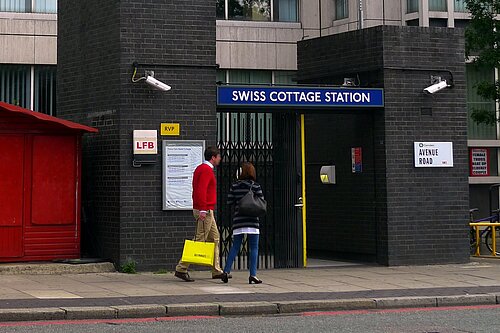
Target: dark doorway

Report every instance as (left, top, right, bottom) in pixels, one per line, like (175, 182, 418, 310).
(305, 112, 377, 263)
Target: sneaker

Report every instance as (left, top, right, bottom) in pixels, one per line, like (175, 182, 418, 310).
(174, 271, 194, 282)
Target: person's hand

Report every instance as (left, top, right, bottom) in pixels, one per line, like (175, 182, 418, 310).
(199, 211, 207, 221)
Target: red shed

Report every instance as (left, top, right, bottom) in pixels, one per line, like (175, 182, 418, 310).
(0, 102, 97, 262)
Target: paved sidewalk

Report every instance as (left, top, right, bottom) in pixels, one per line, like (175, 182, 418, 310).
(1, 258, 500, 321)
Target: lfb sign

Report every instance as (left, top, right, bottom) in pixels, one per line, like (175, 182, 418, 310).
(133, 130, 157, 155)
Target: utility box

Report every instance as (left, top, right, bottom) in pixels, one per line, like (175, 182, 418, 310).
(0, 102, 97, 262)
(320, 165, 336, 184)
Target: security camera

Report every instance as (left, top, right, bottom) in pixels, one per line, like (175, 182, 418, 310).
(145, 74, 171, 92)
(423, 80, 449, 94)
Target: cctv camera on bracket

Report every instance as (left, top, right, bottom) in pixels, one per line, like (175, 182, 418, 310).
(131, 64, 172, 92)
(145, 71, 171, 92)
(423, 75, 451, 94)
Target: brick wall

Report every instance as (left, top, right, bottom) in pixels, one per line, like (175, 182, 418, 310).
(382, 26, 468, 265)
(57, 0, 122, 262)
(298, 26, 469, 265)
(58, 0, 216, 270)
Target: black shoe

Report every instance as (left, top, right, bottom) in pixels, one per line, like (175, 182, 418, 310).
(212, 273, 232, 279)
(175, 271, 194, 282)
(249, 276, 262, 284)
(221, 272, 229, 283)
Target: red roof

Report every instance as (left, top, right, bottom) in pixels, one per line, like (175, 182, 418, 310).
(0, 102, 98, 133)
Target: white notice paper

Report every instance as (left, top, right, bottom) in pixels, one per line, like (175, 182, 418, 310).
(163, 141, 205, 210)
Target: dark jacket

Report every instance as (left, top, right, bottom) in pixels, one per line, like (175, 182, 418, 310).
(227, 180, 264, 231)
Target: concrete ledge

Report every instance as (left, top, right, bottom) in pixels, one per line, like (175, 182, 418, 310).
(111, 304, 166, 318)
(0, 262, 116, 275)
(61, 306, 117, 320)
(219, 302, 278, 316)
(277, 299, 376, 313)
(0, 308, 65, 322)
(436, 295, 497, 307)
(375, 297, 437, 309)
(166, 303, 219, 316)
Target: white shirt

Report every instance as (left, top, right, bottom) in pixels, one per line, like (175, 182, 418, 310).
(233, 227, 260, 235)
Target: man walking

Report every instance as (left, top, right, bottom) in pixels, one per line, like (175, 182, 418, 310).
(174, 146, 227, 282)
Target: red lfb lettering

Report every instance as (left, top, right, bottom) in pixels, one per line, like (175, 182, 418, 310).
(136, 141, 155, 150)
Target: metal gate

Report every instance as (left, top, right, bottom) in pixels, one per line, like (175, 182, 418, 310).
(217, 111, 301, 270)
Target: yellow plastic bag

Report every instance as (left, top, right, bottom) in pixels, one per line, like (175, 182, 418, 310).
(181, 240, 215, 266)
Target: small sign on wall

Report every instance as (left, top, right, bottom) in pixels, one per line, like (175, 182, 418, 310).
(133, 130, 157, 155)
(414, 142, 453, 167)
(470, 148, 489, 176)
(351, 147, 362, 173)
(161, 123, 180, 136)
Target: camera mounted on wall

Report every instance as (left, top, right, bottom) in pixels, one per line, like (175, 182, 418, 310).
(423, 75, 453, 94)
(131, 62, 172, 92)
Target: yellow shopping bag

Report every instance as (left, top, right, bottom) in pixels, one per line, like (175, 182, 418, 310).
(181, 240, 215, 266)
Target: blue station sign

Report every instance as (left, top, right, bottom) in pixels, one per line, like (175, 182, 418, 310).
(217, 86, 384, 108)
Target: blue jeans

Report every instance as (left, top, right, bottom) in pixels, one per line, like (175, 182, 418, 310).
(223, 234, 259, 277)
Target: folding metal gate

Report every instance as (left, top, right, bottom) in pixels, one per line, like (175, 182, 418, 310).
(217, 111, 301, 270)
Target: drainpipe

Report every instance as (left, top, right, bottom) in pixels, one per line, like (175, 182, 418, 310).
(359, 0, 364, 29)
(319, 0, 322, 37)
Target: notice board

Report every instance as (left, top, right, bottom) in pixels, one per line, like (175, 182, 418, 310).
(470, 148, 489, 176)
(162, 140, 205, 210)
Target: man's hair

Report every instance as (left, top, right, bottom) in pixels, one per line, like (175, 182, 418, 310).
(238, 162, 256, 181)
(204, 146, 220, 161)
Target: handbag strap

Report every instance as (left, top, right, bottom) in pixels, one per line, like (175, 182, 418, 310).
(247, 180, 254, 194)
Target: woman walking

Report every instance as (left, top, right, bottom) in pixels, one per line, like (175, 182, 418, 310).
(221, 162, 264, 284)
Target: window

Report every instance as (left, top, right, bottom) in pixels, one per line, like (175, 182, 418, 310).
(335, 0, 348, 20)
(454, 0, 468, 12)
(229, 0, 271, 21)
(0, 65, 31, 109)
(217, 0, 297, 22)
(274, 0, 297, 22)
(429, 18, 447, 27)
(33, 0, 56, 13)
(0, 65, 56, 116)
(407, 0, 418, 13)
(34, 66, 56, 115)
(466, 64, 496, 140)
(429, 0, 447, 11)
(274, 71, 296, 85)
(0, 0, 56, 13)
(216, 0, 225, 19)
(406, 19, 419, 26)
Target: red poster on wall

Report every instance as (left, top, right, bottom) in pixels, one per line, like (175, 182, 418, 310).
(352, 147, 362, 173)
(470, 148, 489, 176)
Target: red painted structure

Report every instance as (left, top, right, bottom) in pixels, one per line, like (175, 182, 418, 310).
(0, 102, 97, 262)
